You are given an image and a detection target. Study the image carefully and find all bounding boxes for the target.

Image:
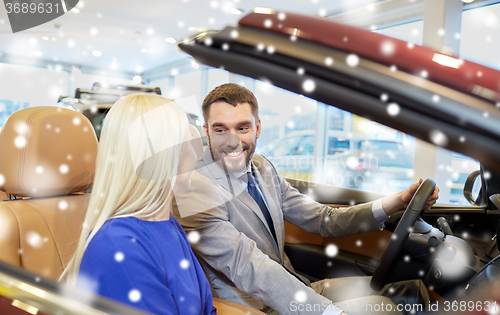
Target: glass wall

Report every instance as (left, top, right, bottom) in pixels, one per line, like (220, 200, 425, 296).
(374, 16, 483, 205)
(461, 3, 500, 70)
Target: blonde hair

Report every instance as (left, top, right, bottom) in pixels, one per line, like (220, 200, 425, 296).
(61, 93, 188, 284)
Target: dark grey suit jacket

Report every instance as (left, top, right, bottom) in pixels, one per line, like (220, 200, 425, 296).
(172, 149, 381, 314)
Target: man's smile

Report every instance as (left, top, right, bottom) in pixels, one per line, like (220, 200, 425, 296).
(223, 150, 244, 160)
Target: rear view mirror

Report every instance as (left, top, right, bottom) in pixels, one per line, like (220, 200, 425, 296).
(464, 170, 486, 206)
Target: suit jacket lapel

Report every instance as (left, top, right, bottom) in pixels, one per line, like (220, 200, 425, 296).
(252, 160, 283, 257)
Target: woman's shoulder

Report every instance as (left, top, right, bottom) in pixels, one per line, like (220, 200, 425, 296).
(96, 217, 143, 238)
(88, 217, 151, 250)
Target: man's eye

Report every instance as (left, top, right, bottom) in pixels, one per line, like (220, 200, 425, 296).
(215, 129, 225, 133)
(240, 127, 249, 131)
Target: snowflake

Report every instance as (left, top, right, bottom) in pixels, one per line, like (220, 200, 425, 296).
(381, 41, 395, 56)
(59, 164, 69, 174)
(325, 244, 338, 257)
(355, 240, 362, 247)
(429, 130, 448, 146)
(432, 95, 440, 103)
(26, 231, 43, 248)
(35, 166, 44, 174)
(115, 252, 125, 262)
(387, 103, 400, 116)
(297, 67, 305, 75)
(302, 79, 315, 93)
(264, 19, 272, 28)
(324, 57, 333, 66)
(187, 231, 200, 244)
(14, 136, 26, 148)
(294, 290, 307, 303)
(380, 93, 389, 102)
(180, 259, 190, 269)
(230, 30, 239, 39)
(346, 54, 359, 67)
(58, 200, 68, 210)
(170, 68, 179, 76)
(128, 289, 141, 303)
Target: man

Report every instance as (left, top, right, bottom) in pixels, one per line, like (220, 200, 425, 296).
(173, 83, 439, 315)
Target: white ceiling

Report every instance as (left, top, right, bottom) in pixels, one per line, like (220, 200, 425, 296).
(0, 0, 411, 75)
(0, 0, 497, 75)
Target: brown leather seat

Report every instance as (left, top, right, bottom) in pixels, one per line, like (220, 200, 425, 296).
(0, 106, 97, 280)
(0, 190, 8, 201)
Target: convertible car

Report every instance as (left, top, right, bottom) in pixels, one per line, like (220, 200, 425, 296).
(0, 9, 499, 315)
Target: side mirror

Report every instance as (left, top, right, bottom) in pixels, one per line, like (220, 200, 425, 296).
(463, 170, 486, 206)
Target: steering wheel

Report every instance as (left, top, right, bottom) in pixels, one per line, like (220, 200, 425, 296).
(370, 179, 436, 291)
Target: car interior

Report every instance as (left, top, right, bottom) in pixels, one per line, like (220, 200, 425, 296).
(1, 6, 500, 315)
(177, 9, 500, 312)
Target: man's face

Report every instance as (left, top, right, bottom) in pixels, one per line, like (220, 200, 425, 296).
(203, 101, 261, 173)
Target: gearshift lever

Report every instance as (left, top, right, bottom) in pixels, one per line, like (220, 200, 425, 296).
(437, 217, 453, 236)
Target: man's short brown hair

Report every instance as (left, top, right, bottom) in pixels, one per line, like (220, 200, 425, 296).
(202, 83, 259, 123)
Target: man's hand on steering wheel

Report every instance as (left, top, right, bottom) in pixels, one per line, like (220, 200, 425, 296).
(382, 178, 440, 216)
(371, 179, 438, 291)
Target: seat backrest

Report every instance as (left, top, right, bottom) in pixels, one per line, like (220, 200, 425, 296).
(0, 190, 8, 201)
(0, 106, 97, 280)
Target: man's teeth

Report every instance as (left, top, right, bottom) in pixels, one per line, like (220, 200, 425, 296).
(227, 151, 242, 157)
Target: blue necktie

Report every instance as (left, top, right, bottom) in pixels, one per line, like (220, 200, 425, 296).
(247, 172, 277, 243)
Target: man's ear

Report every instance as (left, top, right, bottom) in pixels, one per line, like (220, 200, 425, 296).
(256, 118, 261, 139)
(202, 123, 210, 143)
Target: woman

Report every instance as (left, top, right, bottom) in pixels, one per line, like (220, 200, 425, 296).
(61, 94, 216, 315)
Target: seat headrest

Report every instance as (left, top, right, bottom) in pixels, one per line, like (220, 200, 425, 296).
(0, 107, 97, 197)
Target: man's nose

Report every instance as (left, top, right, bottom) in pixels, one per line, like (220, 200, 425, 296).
(225, 132, 241, 148)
